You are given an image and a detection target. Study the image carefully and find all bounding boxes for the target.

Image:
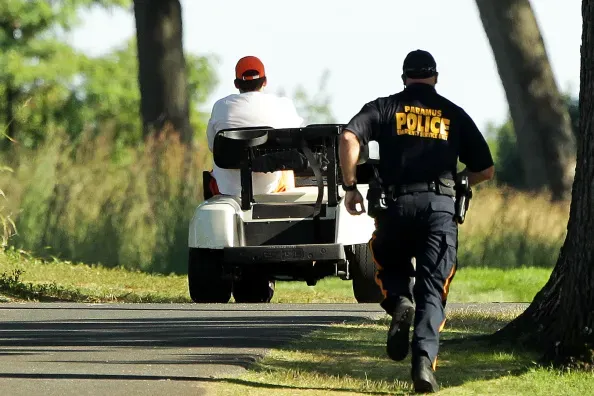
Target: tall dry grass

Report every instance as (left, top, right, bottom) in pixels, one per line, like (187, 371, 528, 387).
(0, 126, 210, 274)
(0, 132, 17, 246)
(0, 127, 570, 273)
(0, 165, 16, 247)
(458, 185, 569, 268)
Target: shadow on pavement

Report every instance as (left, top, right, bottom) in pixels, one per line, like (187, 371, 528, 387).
(0, 313, 396, 395)
(0, 305, 531, 395)
(0, 313, 380, 381)
(0, 304, 383, 314)
(0, 315, 363, 348)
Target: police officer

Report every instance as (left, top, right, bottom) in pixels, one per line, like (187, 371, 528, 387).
(338, 49, 494, 393)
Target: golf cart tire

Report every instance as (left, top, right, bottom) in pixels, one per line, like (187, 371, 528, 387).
(188, 248, 232, 303)
(233, 275, 275, 303)
(351, 243, 384, 303)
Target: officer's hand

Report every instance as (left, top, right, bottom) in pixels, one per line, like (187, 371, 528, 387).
(345, 189, 366, 215)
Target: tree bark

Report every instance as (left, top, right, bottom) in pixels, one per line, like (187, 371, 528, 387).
(133, 0, 192, 144)
(475, 0, 577, 201)
(495, 0, 594, 367)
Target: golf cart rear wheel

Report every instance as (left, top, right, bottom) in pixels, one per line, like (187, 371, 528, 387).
(188, 248, 232, 303)
(233, 275, 275, 303)
(351, 243, 384, 303)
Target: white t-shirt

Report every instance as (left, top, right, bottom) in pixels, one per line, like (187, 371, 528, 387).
(206, 91, 304, 196)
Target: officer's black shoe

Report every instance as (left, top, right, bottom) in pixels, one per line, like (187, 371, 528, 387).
(411, 354, 439, 393)
(386, 297, 415, 361)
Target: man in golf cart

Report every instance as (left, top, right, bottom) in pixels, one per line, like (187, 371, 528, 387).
(205, 55, 305, 197)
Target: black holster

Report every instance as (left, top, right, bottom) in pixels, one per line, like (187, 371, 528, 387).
(366, 166, 388, 219)
(366, 180, 387, 219)
(454, 175, 473, 224)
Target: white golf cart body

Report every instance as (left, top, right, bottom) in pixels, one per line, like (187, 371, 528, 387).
(189, 185, 375, 252)
(188, 124, 383, 303)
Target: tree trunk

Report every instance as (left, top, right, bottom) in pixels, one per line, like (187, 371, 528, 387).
(133, 0, 192, 144)
(475, 0, 577, 201)
(495, 0, 594, 367)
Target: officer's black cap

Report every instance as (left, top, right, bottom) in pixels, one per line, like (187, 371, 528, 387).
(402, 49, 437, 78)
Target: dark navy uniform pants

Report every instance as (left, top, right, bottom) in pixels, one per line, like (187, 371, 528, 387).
(369, 191, 458, 367)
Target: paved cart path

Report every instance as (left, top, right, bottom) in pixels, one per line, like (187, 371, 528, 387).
(0, 302, 527, 396)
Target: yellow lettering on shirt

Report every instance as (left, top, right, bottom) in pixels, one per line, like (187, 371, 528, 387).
(396, 113, 406, 130)
(406, 113, 417, 130)
(394, 106, 450, 140)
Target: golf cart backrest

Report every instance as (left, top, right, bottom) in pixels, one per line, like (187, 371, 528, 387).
(212, 124, 377, 211)
(213, 125, 343, 168)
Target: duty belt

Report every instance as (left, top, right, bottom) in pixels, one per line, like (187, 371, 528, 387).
(386, 178, 456, 199)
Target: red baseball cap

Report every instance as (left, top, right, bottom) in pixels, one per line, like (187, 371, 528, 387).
(235, 56, 266, 81)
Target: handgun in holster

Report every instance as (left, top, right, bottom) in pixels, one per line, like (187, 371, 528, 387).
(454, 175, 473, 224)
(366, 165, 388, 218)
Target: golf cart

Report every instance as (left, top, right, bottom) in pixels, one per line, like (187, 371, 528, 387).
(187, 123, 384, 303)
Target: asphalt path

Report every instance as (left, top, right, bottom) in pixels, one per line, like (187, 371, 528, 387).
(0, 302, 528, 396)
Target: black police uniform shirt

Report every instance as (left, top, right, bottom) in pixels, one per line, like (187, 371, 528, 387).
(345, 83, 494, 187)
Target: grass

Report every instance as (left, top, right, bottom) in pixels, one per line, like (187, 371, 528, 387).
(0, 128, 209, 274)
(0, 235, 585, 396)
(208, 309, 593, 396)
(2, 250, 589, 396)
(0, 130, 570, 275)
(457, 185, 569, 269)
(0, 247, 189, 303)
(0, 247, 552, 304)
(273, 267, 551, 304)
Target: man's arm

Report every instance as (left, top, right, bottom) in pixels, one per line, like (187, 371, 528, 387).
(206, 103, 219, 152)
(339, 101, 381, 215)
(457, 165, 495, 186)
(339, 100, 382, 186)
(339, 130, 361, 187)
(458, 109, 495, 186)
(206, 119, 216, 152)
